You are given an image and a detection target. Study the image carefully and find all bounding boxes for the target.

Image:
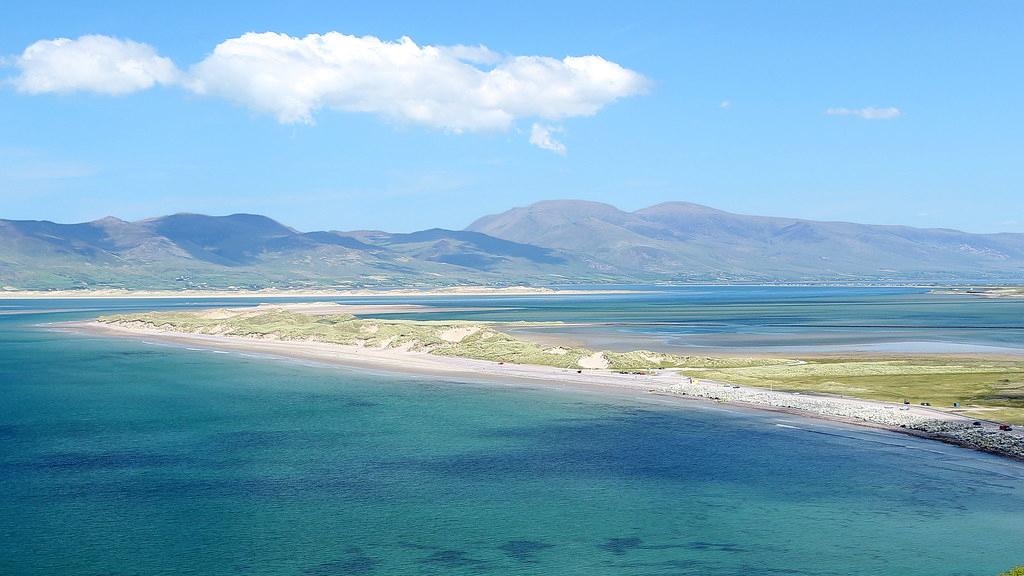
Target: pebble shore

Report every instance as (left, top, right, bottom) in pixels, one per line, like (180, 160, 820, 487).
(657, 378, 1024, 460)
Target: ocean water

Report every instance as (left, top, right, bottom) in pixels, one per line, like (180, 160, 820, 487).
(377, 286, 1024, 355)
(2, 290, 1024, 575)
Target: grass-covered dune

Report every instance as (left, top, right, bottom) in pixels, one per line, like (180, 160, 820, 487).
(682, 358, 1024, 424)
(97, 308, 786, 371)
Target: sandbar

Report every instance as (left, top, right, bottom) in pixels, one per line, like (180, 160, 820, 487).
(62, 318, 1024, 461)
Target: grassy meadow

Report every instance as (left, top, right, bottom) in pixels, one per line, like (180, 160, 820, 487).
(679, 357, 1024, 424)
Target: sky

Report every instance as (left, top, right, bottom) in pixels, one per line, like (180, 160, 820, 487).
(1, 1, 1022, 233)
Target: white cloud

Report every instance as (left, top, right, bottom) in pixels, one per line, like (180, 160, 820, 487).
(826, 106, 901, 120)
(438, 44, 502, 65)
(186, 32, 648, 130)
(7, 32, 647, 148)
(12, 35, 179, 95)
(529, 123, 566, 155)
(719, 99, 731, 109)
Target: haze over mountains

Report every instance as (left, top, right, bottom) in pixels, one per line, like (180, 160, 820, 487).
(2, 200, 1022, 290)
(469, 201, 1024, 281)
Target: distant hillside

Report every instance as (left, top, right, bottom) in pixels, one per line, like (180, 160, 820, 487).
(0, 213, 607, 290)
(468, 200, 1024, 282)
(2, 201, 1023, 290)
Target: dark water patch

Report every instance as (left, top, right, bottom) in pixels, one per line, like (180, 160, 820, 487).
(498, 539, 554, 562)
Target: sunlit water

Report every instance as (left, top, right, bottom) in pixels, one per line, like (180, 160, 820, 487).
(2, 289, 1023, 575)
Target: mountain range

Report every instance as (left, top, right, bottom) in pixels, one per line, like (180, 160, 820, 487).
(2, 200, 1022, 290)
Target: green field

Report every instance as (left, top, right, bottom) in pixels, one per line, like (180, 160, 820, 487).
(680, 357, 1024, 424)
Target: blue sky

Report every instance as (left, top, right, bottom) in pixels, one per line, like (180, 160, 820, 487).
(1, 1, 1021, 233)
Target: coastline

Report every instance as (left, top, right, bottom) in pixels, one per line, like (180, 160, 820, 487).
(0, 286, 641, 300)
(63, 319, 1024, 461)
(930, 287, 1024, 299)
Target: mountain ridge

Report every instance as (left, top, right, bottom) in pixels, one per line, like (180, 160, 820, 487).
(2, 201, 1022, 290)
(467, 200, 1024, 282)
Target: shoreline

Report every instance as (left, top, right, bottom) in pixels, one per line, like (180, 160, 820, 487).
(0, 286, 641, 300)
(931, 287, 1024, 299)
(63, 320, 1024, 462)
(4, 283, 1023, 300)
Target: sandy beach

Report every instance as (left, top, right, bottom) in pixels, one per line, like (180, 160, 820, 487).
(64, 319, 1024, 461)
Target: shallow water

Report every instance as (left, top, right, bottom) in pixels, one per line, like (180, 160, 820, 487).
(2, 291, 1024, 575)
(413, 286, 1024, 355)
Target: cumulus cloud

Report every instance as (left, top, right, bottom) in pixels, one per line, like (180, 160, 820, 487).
(7, 32, 647, 149)
(186, 32, 648, 130)
(529, 123, 566, 155)
(438, 44, 502, 65)
(826, 106, 901, 120)
(11, 35, 179, 95)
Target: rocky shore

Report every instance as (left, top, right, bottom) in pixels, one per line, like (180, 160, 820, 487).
(656, 378, 1024, 461)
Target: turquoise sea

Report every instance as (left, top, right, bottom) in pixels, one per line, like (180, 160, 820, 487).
(2, 287, 1024, 575)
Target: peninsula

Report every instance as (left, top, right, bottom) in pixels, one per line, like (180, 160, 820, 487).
(75, 303, 1024, 460)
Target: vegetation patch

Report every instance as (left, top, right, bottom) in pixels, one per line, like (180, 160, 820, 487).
(98, 308, 789, 372)
(680, 358, 1024, 424)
